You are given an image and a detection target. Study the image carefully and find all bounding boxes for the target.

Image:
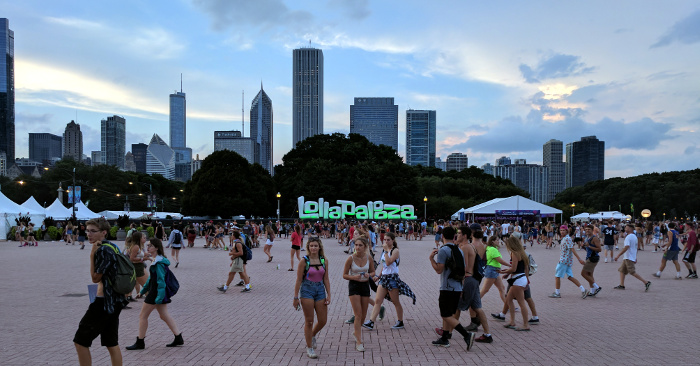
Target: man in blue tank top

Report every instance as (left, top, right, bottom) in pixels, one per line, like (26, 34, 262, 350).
(653, 222, 683, 279)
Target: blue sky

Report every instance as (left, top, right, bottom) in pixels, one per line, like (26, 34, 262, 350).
(4, 0, 700, 178)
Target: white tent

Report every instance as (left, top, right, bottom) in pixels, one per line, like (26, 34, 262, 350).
(0, 192, 45, 239)
(21, 196, 45, 213)
(571, 213, 591, 222)
(589, 211, 626, 220)
(73, 201, 100, 220)
(452, 195, 563, 221)
(44, 198, 73, 220)
(98, 210, 183, 220)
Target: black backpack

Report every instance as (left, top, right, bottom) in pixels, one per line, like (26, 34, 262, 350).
(163, 265, 179, 301)
(101, 242, 136, 295)
(444, 243, 465, 282)
(234, 240, 252, 263)
(172, 231, 182, 245)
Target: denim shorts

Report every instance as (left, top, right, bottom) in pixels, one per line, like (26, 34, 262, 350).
(555, 263, 574, 278)
(380, 277, 399, 290)
(484, 265, 500, 279)
(299, 280, 326, 301)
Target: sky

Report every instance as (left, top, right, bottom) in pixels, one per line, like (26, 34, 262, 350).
(4, 0, 700, 178)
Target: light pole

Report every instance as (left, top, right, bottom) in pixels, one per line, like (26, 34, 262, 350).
(424, 196, 428, 221)
(276, 192, 281, 225)
(72, 168, 76, 219)
(571, 203, 575, 219)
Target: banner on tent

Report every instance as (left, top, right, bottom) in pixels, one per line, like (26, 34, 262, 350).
(495, 210, 540, 216)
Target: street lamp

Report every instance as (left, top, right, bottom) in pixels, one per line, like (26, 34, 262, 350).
(276, 192, 281, 225)
(424, 196, 428, 221)
(571, 203, 576, 218)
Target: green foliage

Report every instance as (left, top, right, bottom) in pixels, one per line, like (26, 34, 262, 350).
(116, 214, 130, 229)
(183, 150, 276, 217)
(43, 217, 56, 228)
(109, 226, 119, 240)
(552, 169, 700, 220)
(7, 227, 16, 240)
(147, 226, 154, 238)
(47, 226, 60, 240)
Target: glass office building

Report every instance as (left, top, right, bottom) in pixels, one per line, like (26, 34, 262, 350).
(543, 139, 564, 201)
(565, 136, 605, 188)
(101, 115, 126, 168)
(0, 18, 14, 164)
(28, 133, 62, 163)
(405, 109, 436, 167)
(250, 84, 273, 174)
(293, 47, 323, 146)
(350, 97, 398, 151)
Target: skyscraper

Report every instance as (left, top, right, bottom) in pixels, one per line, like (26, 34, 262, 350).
(132, 143, 148, 174)
(405, 109, 436, 167)
(492, 159, 549, 203)
(28, 133, 62, 163)
(63, 120, 83, 162)
(146, 134, 175, 180)
(169, 90, 186, 148)
(566, 136, 605, 188)
(543, 139, 564, 202)
(293, 47, 323, 145)
(350, 97, 398, 151)
(0, 19, 14, 164)
(101, 115, 126, 168)
(250, 83, 273, 173)
(214, 130, 257, 165)
(446, 153, 469, 171)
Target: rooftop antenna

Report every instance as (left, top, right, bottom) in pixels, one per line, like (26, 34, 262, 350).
(180, 73, 183, 93)
(242, 90, 244, 137)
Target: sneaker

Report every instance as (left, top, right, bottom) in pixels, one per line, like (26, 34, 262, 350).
(217, 286, 227, 293)
(362, 321, 374, 330)
(604, 258, 608, 263)
(652, 250, 657, 252)
(592, 287, 602, 296)
(613, 285, 625, 290)
(431, 338, 450, 347)
(434, 327, 443, 337)
(491, 313, 505, 321)
(652, 273, 661, 278)
(378, 305, 386, 321)
(175, 262, 179, 268)
(645, 281, 651, 292)
(686, 273, 694, 278)
(345, 315, 355, 324)
(235, 280, 244, 286)
(675, 276, 683, 280)
(307, 348, 317, 359)
(691, 274, 699, 279)
(464, 332, 476, 351)
(615, 246, 619, 250)
(466, 322, 479, 331)
(581, 290, 588, 299)
(312, 336, 317, 349)
(548, 292, 561, 298)
(240, 287, 251, 292)
(528, 318, 540, 324)
(391, 320, 404, 329)
(356, 343, 365, 352)
(474, 334, 493, 343)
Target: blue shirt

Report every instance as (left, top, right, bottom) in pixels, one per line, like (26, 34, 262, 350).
(669, 230, 680, 251)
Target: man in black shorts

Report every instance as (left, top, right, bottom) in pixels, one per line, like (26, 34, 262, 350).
(429, 226, 475, 350)
(602, 221, 618, 263)
(74, 217, 128, 365)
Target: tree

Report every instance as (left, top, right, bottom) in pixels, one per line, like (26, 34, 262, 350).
(182, 150, 275, 218)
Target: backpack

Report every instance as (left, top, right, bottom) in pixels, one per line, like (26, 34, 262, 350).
(101, 242, 137, 295)
(527, 252, 537, 276)
(388, 248, 400, 267)
(235, 240, 252, 262)
(444, 243, 466, 282)
(241, 233, 254, 249)
(303, 255, 326, 279)
(473, 250, 485, 283)
(172, 231, 182, 245)
(163, 265, 179, 301)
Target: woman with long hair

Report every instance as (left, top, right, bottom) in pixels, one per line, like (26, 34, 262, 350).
(77, 223, 87, 250)
(480, 235, 509, 305)
(290, 225, 303, 271)
(126, 238, 183, 350)
(545, 222, 554, 249)
(362, 232, 416, 331)
(65, 222, 74, 245)
(264, 224, 275, 262)
(342, 237, 375, 352)
(500, 236, 530, 331)
(293, 237, 331, 359)
(128, 232, 151, 302)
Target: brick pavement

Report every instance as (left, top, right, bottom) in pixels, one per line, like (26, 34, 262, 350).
(0, 235, 698, 365)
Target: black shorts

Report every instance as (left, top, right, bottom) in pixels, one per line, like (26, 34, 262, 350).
(292, 245, 301, 251)
(438, 290, 461, 318)
(683, 251, 696, 264)
(348, 280, 370, 297)
(506, 284, 532, 300)
(73, 298, 122, 348)
(171, 245, 181, 250)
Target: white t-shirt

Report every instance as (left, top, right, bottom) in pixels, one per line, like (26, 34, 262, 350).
(623, 233, 638, 262)
(501, 223, 510, 235)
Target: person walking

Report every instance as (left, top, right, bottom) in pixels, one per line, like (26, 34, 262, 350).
(217, 231, 251, 293)
(614, 223, 652, 291)
(264, 224, 275, 263)
(480, 235, 509, 307)
(293, 237, 331, 359)
(128, 232, 151, 302)
(653, 222, 683, 279)
(682, 223, 698, 278)
(549, 225, 588, 299)
(342, 237, 375, 352)
(602, 221, 618, 262)
(500, 236, 531, 331)
(168, 225, 183, 268)
(77, 223, 87, 250)
(290, 225, 303, 271)
(581, 224, 602, 296)
(126, 238, 183, 350)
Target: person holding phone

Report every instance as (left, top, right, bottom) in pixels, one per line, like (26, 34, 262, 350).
(342, 236, 375, 352)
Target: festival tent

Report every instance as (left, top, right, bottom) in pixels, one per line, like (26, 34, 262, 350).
(571, 213, 591, 222)
(73, 201, 100, 220)
(98, 210, 183, 220)
(589, 211, 626, 220)
(21, 196, 45, 213)
(451, 195, 563, 221)
(44, 198, 73, 220)
(0, 192, 45, 239)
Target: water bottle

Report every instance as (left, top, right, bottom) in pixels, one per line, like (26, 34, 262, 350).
(276, 264, 280, 270)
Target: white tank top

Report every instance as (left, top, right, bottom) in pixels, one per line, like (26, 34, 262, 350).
(348, 255, 370, 282)
(381, 250, 399, 275)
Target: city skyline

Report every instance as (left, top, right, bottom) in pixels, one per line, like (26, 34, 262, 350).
(3, 2, 700, 178)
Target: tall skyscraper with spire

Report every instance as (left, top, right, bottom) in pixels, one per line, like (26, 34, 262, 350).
(250, 82, 273, 174)
(63, 120, 83, 162)
(170, 75, 192, 181)
(0, 18, 14, 164)
(293, 47, 323, 146)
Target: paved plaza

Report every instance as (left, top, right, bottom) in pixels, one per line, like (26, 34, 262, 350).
(0, 234, 698, 365)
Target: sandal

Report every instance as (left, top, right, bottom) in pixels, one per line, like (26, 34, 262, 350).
(288, 268, 294, 271)
(267, 258, 273, 263)
(503, 324, 516, 329)
(515, 327, 530, 331)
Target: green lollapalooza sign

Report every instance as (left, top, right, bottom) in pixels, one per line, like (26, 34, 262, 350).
(298, 196, 417, 220)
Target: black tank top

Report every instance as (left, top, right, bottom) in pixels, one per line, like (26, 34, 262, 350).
(514, 259, 525, 274)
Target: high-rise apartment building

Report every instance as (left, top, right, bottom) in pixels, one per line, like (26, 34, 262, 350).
(435, 157, 447, 171)
(132, 143, 148, 174)
(0, 19, 14, 164)
(28, 133, 62, 163)
(292, 47, 323, 146)
(146, 134, 175, 180)
(481, 163, 493, 175)
(543, 139, 564, 202)
(446, 153, 469, 171)
(492, 159, 549, 203)
(495, 156, 512, 166)
(250, 84, 273, 174)
(101, 115, 126, 168)
(91, 151, 102, 166)
(214, 130, 257, 165)
(350, 97, 398, 151)
(405, 109, 436, 167)
(565, 136, 605, 188)
(63, 120, 83, 162)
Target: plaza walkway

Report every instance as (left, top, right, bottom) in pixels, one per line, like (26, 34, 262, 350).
(0, 235, 697, 365)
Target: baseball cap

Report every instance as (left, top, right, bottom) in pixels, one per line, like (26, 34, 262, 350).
(469, 223, 482, 232)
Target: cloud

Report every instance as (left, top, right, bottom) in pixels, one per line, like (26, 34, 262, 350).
(519, 53, 595, 83)
(130, 28, 186, 60)
(651, 9, 700, 48)
(327, 0, 370, 20)
(192, 0, 314, 32)
(646, 71, 688, 81)
(685, 145, 697, 155)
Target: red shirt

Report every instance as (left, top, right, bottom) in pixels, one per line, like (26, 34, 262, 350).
(291, 232, 302, 247)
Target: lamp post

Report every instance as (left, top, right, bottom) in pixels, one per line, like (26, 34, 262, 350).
(571, 203, 575, 218)
(424, 196, 428, 221)
(276, 192, 281, 225)
(72, 168, 76, 219)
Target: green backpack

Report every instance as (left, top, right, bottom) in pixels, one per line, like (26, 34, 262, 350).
(101, 242, 137, 295)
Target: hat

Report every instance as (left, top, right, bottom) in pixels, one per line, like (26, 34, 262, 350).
(559, 225, 568, 230)
(511, 232, 522, 239)
(469, 223, 482, 232)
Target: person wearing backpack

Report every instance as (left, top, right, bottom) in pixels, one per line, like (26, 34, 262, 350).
(168, 225, 184, 268)
(126, 238, 183, 350)
(429, 226, 476, 350)
(217, 230, 251, 293)
(74, 218, 129, 366)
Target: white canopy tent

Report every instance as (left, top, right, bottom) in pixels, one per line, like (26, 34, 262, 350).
(73, 201, 100, 220)
(589, 211, 626, 220)
(21, 196, 45, 213)
(44, 198, 73, 220)
(0, 192, 45, 239)
(98, 211, 183, 220)
(571, 213, 591, 222)
(452, 195, 563, 222)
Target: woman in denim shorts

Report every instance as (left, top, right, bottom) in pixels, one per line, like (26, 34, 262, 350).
(293, 237, 330, 359)
(480, 235, 510, 305)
